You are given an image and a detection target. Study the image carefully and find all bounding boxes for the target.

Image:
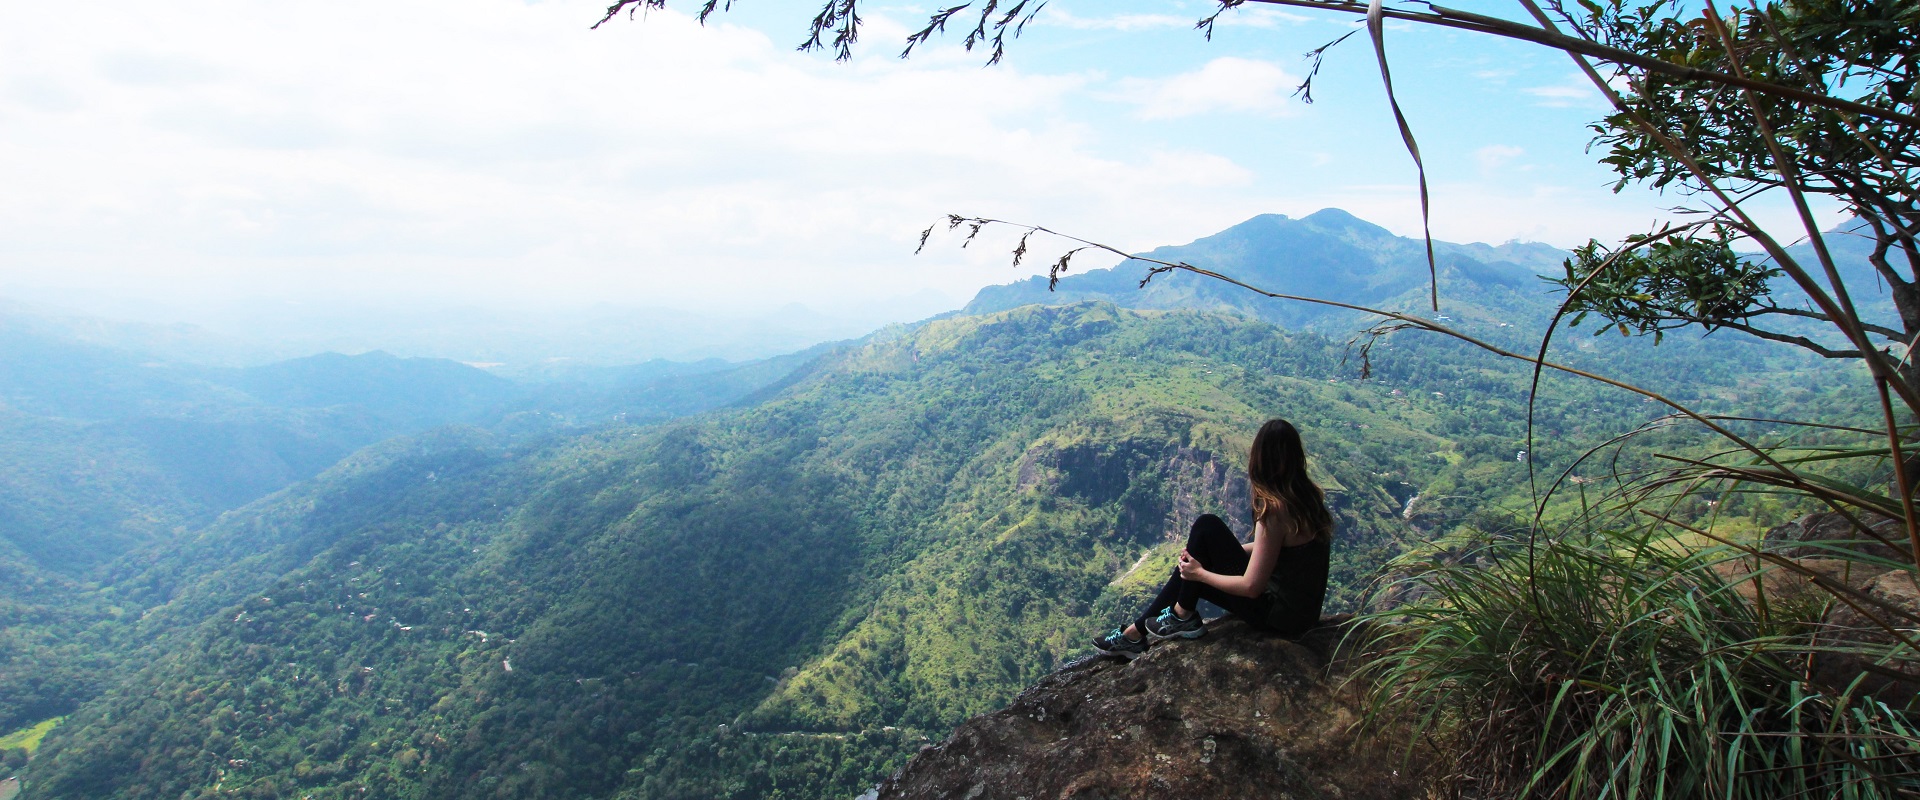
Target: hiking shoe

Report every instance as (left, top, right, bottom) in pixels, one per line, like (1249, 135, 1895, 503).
(1091, 627, 1148, 659)
(1144, 607, 1205, 641)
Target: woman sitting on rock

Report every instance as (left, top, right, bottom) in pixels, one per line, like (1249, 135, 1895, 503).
(1093, 418, 1333, 658)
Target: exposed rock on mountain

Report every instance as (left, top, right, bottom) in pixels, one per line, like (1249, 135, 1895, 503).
(1763, 511, 1914, 564)
(1761, 512, 1920, 708)
(874, 616, 1425, 800)
(1820, 568, 1920, 707)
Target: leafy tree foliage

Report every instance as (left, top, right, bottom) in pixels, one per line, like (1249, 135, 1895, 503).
(1551, 0, 1919, 378)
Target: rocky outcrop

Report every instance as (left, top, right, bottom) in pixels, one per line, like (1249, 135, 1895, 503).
(873, 617, 1425, 800)
(1758, 512, 1920, 707)
(1815, 566, 1920, 707)
(873, 513, 1918, 800)
(1764, 511, 1914, 563)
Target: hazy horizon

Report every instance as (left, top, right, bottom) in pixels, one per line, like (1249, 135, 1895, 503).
(0, 285, 967, 369)
(1, 205, 1580, 370)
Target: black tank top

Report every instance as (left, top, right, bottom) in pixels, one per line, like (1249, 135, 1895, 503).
(1251, 535, 1330, 636)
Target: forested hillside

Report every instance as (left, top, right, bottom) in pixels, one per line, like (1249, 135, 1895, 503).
(0, 320, 816, 742)
(14, 296, 1844, 799)
(0, 327, 512, 572)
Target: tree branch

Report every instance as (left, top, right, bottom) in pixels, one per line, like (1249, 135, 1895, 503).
(1707, 319, 1865, 359)
(1745, 306, 1905, 341)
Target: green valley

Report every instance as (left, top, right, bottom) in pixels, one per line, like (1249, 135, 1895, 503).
(14, 284, 1847, 798)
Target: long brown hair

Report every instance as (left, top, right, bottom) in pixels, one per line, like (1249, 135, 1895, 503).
(1248, 419, 1333, 543)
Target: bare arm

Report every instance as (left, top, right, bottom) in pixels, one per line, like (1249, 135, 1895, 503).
(1190, 513, 1287, 598)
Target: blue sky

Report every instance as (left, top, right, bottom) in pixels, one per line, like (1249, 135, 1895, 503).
(0, 0, 1835, 358)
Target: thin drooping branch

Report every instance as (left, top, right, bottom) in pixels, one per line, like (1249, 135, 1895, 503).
(1522, 220, 1692, 607)
(1363, 0, 1438, 312)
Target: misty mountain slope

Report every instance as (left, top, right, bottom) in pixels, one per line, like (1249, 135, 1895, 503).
(0, 343, 523, 738)
(0, 409, 209, 574)
(0, 339, 516, 580)
(0, 320, 837, 737)
(0, 321, 248, 421)
(965, 208, 1568, 332)
(513, 340, 844, 425)
(225, 350, 521, 429)
(0, 330, 817, 583)
(0, 424, 517, 737)
(20, 299, 1805, 800)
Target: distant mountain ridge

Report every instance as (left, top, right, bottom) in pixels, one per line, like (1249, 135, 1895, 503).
(0, 332, 813, 583)
(232, 350, 517, 430)
(965, 209, 1569, 331)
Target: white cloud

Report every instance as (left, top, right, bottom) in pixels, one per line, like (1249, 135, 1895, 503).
(1040, 6, 1307, 32)
(1475, 145, 1525, 171)
(1225, 7, 1316, 28)
(1523, 76, 1603, 107)
(0, 0, 1278, 325)
(1114, 57, 1298, 120)
(1040, 10, 1193, 31)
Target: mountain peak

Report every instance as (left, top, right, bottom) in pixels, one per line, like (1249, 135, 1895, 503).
(1299, 207, 1394, 238)
(1302, 207, 1359, 224)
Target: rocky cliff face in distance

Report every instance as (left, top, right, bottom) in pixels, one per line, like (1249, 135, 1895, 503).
(873, 617, 1426, 799)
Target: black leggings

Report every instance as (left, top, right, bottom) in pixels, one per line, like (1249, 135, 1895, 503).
(1135, 514, 1262, 633)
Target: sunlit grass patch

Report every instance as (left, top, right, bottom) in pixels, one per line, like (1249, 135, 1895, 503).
(0, 717, 64, 756)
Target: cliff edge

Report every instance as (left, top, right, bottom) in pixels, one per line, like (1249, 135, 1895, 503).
(874, 616, 1426, 800)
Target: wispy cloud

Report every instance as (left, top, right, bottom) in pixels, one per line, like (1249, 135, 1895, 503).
(1522, 77, 1602, 107)
(1040, 9, 1192, 31)
(1211, 6, 1314, 28)
(0, 0, 1289, 321)
(1040, 6, 1308, 32)
(1114, 57, 1298, 120)
(1475, 145, 1525, 171)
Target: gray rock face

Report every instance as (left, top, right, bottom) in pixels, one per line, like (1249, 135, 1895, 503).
(1764, 511, 1914, 563)
(1816, 568, 1920, 708)
(1752, 511, 1918, 706)
(875, 617, 1425, 800)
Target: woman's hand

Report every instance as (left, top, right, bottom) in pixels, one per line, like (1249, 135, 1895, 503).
(1177, 549, 1210, 583)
